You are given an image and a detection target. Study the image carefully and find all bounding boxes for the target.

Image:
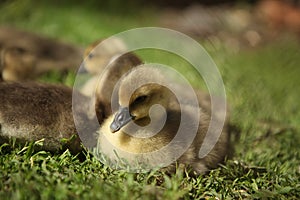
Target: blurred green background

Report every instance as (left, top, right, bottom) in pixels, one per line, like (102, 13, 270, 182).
(0, 0, 300, 199)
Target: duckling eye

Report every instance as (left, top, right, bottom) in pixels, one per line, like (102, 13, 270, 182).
(88, 53, 94, 59)
(133, 95, 148, 104)
(12, 47, 26, 54)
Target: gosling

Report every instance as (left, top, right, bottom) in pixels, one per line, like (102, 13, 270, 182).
(80, 38, 142, 119)
(81, 38, 129, 75)
(0, 82, 99, 153)
(0, 27, 83, 81)
(97, 66, 229, 174)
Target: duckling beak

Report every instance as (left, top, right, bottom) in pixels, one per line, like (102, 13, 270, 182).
(110, 107, 133, 133)
(77, 63, 88, 74)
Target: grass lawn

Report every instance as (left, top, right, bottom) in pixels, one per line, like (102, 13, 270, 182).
(1, 1, 300, 199)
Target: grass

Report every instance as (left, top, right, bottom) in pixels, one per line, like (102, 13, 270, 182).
(1, 1, 300, 199)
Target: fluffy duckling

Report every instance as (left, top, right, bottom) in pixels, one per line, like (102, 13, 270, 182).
(0, 27, 83, 81)
(81, 38, 129, 75)
(94, 52, 142, 117)
(0, 82, 99, 153)
(97, 66, 229, 174)
(79, 38, 142, 119)
(81, 37, 217, 120)
(0, 45, 36, 81)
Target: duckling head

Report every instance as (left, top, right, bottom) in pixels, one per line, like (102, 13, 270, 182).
(110, 66, 175, 133)
(82, 38, 127, 75)
(1, 46, 36, 81)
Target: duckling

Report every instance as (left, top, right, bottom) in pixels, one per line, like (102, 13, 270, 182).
(0, 27, 83, 81)
(81, 38, 128, 75)
(80, 37, 217, 119)
(79, 38, 142, 120)
(0, 82, 99, 153)
(94, 52, 142, 117)
(0, 45, 36, 81)
(97, 66, 229, 174)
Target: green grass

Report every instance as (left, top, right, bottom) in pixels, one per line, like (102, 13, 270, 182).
(1, 1, 300, 199)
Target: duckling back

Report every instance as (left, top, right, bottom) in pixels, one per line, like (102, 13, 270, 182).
(0, 82, 98, 153)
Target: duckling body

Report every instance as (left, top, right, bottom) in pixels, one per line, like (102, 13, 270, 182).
(97, 66, 229, 174)
(0, 82, 98, 153)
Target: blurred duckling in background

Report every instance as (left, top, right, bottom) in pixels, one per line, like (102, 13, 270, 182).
(1, 45, 37, 81)
(0, 82, 99, 153)
(81, 38, 128, 75)
(97, 66, 229, 174)
(79, 38, 142, 120)
(0, 26, 83, 81)
(79, 38, 221, 120)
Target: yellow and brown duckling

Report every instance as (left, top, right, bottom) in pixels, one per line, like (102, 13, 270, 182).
(97, 66, 229, 174)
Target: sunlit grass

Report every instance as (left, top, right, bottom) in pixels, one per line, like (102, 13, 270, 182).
(1, 1, 300, 199)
